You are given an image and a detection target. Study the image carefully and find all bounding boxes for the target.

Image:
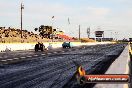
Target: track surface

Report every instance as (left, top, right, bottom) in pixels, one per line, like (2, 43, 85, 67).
(0, 44, 126, 88)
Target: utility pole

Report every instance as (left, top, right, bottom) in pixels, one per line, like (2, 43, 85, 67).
(21, 3, 24, 38)
(51, 16, 54, 42)
(79, 25, 80, 40)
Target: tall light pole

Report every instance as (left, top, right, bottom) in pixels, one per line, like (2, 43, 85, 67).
(21, 3, 24, 38)
(51, 16, 54, 42)
(79, 25, 80, 40)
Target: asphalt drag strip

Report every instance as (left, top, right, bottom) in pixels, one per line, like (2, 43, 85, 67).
(0, 43, 127, 88)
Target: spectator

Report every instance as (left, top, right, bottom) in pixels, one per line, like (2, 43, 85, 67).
(47, 43, 53, 50)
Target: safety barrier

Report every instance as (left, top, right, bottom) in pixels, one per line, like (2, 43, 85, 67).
(0, 42, 112, 52)
(128, 44, 132, 88)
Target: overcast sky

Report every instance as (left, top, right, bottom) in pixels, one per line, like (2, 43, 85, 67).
(0, 0, 132, 39)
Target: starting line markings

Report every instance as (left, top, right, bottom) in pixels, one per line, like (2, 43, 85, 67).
(1, 60, 7, 62)
(48, 53, 52, 54)
(7, 59, 13, 61)
(53, 52, 57, 54)
(20, 57, 26, 59)
(27, 56, 32, 58)
(41, 54, 45, 56)
(34, 55, 38, 57)
(0, 50, 70, 62)
(14, 58, 19, 60)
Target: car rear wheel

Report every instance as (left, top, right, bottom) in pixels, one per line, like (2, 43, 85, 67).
(35, 48, 38, 51)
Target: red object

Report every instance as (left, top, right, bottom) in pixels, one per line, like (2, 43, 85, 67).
(84, 75, 129, 79)
(57, 34, 74, 41)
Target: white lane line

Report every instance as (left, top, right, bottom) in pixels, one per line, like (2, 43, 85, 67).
(34, 55, 38, 57)
(14, 58, 19, 60)
(1, 60, 7, 62)
(50, 59, 54, 60)
(0, 57, 2, 58)
(0, 52, 6, 54)
(53, 52, 57, 54)
(7, 59, 13, 61)
(49, 58, 57, 60)
(27, 56, 32, 58)
(41, 54, 45, 56)
(89, 60, 102, 62)
(20, 57, 26, 59)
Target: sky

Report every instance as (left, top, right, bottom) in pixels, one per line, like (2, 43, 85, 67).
(0, 0, 132, 39)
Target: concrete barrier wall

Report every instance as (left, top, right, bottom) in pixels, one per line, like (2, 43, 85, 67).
(128, 44, 132, 88)
(94, 45, 129, 88)
(0, 42, 112, 52)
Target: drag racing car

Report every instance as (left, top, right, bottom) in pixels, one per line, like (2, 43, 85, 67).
(62, 42, 73, 48)
(35, 42, 45, 51)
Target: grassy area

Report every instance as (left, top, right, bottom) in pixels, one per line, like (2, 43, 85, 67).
(80, 38, 95, 42)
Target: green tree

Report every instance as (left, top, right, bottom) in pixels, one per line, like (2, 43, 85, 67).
(34, 25, 53, 39)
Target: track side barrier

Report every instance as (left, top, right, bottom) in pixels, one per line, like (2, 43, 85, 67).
(0, 42, 113, 52)
(128, 44, 132, 88)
